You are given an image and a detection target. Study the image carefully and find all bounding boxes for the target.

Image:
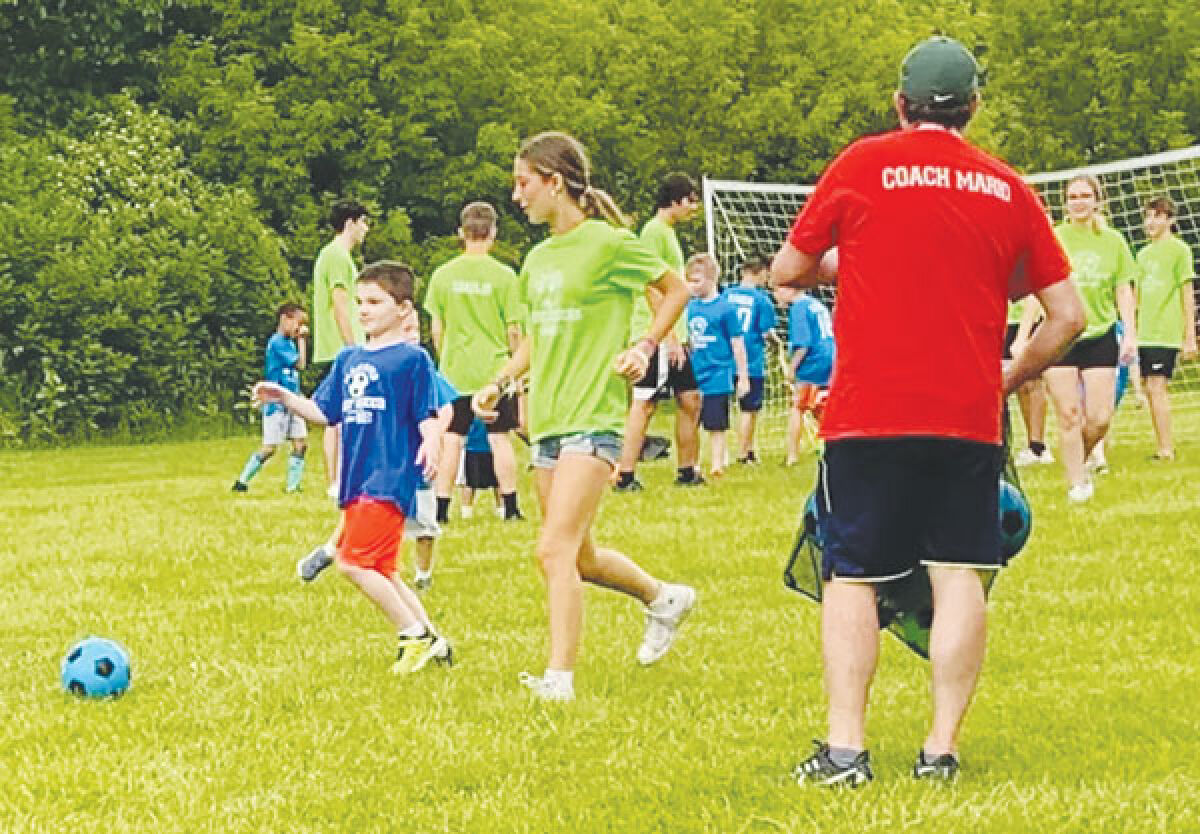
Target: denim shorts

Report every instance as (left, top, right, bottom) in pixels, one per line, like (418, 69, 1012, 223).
(532, 431, 622, 470)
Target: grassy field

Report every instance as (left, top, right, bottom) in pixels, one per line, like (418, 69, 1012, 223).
(2, 408, 1198, 833)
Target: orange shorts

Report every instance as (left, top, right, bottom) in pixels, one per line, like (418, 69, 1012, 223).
(338, 498, 406, 576)
(793, 384, 828, 419)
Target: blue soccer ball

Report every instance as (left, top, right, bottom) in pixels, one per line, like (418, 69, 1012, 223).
(998, 479, 1032, 559)
(61, 637, 131, 698)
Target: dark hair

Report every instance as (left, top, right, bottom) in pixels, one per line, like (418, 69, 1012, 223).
(277, 302, 305, 318)
(359, 260, 416, 304)
(1145, 195, 1176, 217)
(517, 131, 630, 227)
(740, 255, 769, 275)
(656, 172, 699, 209)
(898, 94, 974, 130)
(460, 201, 497, 240)
(329, 200, 368, 233)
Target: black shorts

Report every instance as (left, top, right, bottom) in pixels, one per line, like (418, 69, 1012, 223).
(632, 347, 699, 402)
(1138, 346, 1179, 379)
(700, 393, 730, 431)
(1054, 325, 1118, 370)
(817, 437, 1004, 582)
(463, 450, 498, 489)
(738, 377, 765, 412)
(448, 394, 517, 435)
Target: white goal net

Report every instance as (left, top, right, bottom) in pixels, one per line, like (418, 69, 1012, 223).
(704, 145, 1200, 448)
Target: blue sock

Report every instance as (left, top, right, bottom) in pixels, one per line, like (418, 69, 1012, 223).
(286, 453, 306, 492)
(237, 453, 264, 485)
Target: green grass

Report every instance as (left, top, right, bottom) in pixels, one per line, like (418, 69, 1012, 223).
(2, 412, 1197, 833)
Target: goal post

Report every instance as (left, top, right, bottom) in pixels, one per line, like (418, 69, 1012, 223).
(704, 145, 1200, 447)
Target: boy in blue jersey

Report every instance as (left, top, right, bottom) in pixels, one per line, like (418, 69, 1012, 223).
(685, 254, 749, 477)
(233, 303, 309, 493)
(458, 418, 501, 519)
(255, 261, 453, 674)
(410, 340, 457, 591)
(776, 286, 835, 465)
(722, 256, 779, 464)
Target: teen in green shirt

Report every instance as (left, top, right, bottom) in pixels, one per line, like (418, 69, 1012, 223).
(1136, 196, 1197, 460)
(1036, 175, 1138, 502)
(473, 131, 695, 702)
(425, 202, 525, 521)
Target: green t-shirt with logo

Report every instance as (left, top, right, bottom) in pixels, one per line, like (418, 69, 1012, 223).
(1054, 223, 1139, 340)
(312, 240, 365, 363)
(1137, 236, 1195, 348)
(631, 214, 687, 343)
(520, 219, 667, 442)
(425, 253, 523, 393)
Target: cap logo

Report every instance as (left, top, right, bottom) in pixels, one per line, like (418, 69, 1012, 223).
(932, 93, 955, 103)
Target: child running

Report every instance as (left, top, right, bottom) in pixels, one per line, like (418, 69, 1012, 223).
(233, 302, 309, 493)
(473, 131, 695, 702)
(255, 261, 453, 674)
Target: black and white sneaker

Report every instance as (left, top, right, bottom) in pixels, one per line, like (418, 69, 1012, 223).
(296, 545, 333, 582)
(793, 741, 873, 788)
(913, 750, 960, 781)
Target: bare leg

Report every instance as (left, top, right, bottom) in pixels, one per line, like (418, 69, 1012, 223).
(490, 432, 519, 494)
(322, 425, 339, 488)
(413, 537, 434, 574)
(434, 433, 466, 502)
(336, 561, 423, 632)
(1043, 367, 1087, 487)
(924, 567, 988, 755)
(786, 406, 803, 465)
(737, 410, 758, 459)
(675, 390, 701, 470)
(1145, 374, 1174, 457)
(1027, 379, 1048, 445)
(1080, 367, 1117, 458)
(822, 580, 880, 751)
(709, 429, 727, 476)
(617, 399, 655, 476)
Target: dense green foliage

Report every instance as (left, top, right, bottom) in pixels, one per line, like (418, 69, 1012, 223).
(3, 409, 1198, 831)
(2, 0, 1199, 440)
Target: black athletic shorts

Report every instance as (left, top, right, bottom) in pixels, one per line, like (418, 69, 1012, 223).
(817, 437, 1004, 582)
(449, 393, 517, 435)
(738, 377, 765, 412)
(700, 393, 731, 431)
(1138, 346, 1179, 379)
(632, 346, 699, 402)
(1054, 325, 1118, 370)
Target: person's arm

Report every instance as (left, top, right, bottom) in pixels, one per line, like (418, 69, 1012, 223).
(616, 268, 689, 380)
(1183, 280, 1198, 360)
(790, 346, 810, 377)
(430, 315, 445, 356)
(253, 383, 329, 425)
(415, 415, 442, 480)
(294, 326, 308, 372)
(1003, 280, 1085, 394)
(472, 336, 531, 419)
(507, 324, 522, 356)
(1116, 281, 1138, 364)
(1009, 298, 1044, 359)
(731, 336, 750, 398)
(331, 286, 356, 346)
(771, 244, 838, 289)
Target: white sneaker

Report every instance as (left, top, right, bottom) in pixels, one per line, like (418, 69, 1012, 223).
(1036, 448, 1055, 464)
(1067, 479, 1094, 504)
(460, 506, 475, 520)
(494, 506, 505, 519)
(1014, 448, 1039, 467)
(637, 584, 697, 666)
(519, 672, 575, 702)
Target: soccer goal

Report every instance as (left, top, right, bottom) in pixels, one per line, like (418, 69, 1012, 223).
(704, 145, 1200, 447)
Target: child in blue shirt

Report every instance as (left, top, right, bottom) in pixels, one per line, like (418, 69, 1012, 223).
(776, 286, 835, 465)
(255, 261, 453, 675)
(233, 303, 309, 493)
(722, 256, 778, 464)
(684, 254, 749, 477)
(458, 418, 501, 519)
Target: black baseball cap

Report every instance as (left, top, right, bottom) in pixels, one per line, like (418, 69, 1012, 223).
(899, 36, 980, 108)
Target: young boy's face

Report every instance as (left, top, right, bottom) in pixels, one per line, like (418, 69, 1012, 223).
(741, 265, 767, 287)
(282, 311, 307, 338)
(686, 265, 716, 298)
(1144, 209, 1172, 239)
(356, 282, 411, 340)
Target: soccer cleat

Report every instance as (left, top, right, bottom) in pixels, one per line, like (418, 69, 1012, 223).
(737, 452, 760, 465)
(613, 477, 645, 493)
(296, 545, 333, 582)
(637, 583, 696, 665)
(393, 634, 453, 675)
(414, 574, 433, 592)
(913, 750, 960, 781)
(518, 671, 575, 702)
(1066, 479, 1094, 504)
(793, 741, 873, 788)
(231, 481, 248, 493)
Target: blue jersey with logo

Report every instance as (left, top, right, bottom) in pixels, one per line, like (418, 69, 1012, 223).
(312, 343, 438, 515)
(721, 285, 777, 378)
(263, 332, 301, 416)
(686, 295, 742, 395)
(788, 295, 835, 386)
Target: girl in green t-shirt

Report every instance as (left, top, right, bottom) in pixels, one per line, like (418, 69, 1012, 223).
(472, 131, 695, 702)
(1020, 174, 1138, 502)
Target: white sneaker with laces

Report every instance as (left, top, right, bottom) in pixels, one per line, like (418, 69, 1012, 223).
(637, 584, 697, 666)
(1067, 479, 1094, 504)
(1014, 448, 1039, 467)
(519, 672, 575, 702)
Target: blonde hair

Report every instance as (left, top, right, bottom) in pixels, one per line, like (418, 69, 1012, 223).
(685, 252, 719, 280)
(516, 131, 630, 227)
(460, 201, 497, 241)
(1066, 174, 1107, 234)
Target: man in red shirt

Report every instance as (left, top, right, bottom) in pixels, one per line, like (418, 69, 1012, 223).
(772, 35, 1084, 786)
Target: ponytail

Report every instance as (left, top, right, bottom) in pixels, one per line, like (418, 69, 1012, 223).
(580, 186, 631, 228)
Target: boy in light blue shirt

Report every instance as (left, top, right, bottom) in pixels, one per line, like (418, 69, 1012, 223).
(722, 256, 778, 464)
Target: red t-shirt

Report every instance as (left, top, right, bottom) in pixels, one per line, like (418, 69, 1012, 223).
(788, 125, 1070, 444)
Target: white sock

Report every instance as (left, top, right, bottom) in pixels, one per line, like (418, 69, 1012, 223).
(414, 567, 433, 581)
(544, 668, 573, 689)
(398, 623, 426, 639)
